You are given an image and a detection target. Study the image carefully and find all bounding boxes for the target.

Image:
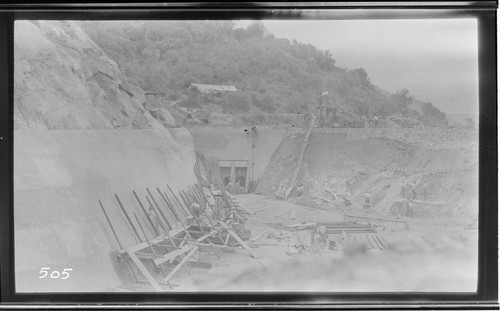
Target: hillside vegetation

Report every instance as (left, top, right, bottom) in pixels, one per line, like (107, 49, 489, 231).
(81, 21, 447, 127)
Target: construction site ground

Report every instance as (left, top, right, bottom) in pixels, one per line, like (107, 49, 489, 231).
(117, 193, 477, 293)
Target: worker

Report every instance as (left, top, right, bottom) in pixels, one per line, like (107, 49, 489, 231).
(275, 185, 286, 199)
(343, 191, 352, 206)
(362, 115, 368, 127)
(213, 196, 224, 220)
(405, 198, 413, 217)
(409, 181, 417, 202)
(309, 225, 328, 256)
(422, 181, 428, 198)
(363, 193, 371, 209)
(400, 181, 406, 199)
(147, 206, 162, 234)
(191, 201, 203, 218)
(296, 184, 304, 196)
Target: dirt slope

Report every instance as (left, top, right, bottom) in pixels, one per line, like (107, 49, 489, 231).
(258, 126, 478, 222)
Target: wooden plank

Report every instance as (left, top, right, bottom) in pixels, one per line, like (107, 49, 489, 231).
(196, 231, 217, 243)
(323, 189, 340, 200)
(126, 250, 162, 292)
(312, 195, 333, 203)
(187, 261, 212, 269)
(126, 235, 175, 253)
(227, 229, 259, 259)
(250, 228, 271, 242)
(164, 246, 198, 284)
(274, 208, 291, 218)
(133, 211, 171, 284)
(344, 214, 409, 224)
(153, 245, 194, 266)
(412, 199, 453, 205)
(134, 251, 157, 259)
(188, 241, 228, 250)
(375, 235, 388, 249)
(253, 206, 274, 214)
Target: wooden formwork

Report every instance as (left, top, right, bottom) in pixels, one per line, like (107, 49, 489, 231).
(98, 180, 256, 291)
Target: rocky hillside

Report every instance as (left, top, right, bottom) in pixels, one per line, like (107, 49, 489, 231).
(14, 21, 175, 130)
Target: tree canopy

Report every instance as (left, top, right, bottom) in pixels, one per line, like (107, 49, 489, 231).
(80, 21, 447, 126)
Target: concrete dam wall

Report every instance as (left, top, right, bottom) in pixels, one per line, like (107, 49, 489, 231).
(14, 128, 197, 292)
(187, 126, 287, 182)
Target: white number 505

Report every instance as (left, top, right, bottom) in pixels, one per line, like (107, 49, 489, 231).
(39, 267, 72, 279)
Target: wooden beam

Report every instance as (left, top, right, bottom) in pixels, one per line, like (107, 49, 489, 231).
(164, 246, 198, 284)
(312, 195, 333, 203)
(153, 245, 194, 266)
(285, 114, 317, 198)
(250, 228, 271, 242)
(274, 208, 291, 218)
(252, 206, 273, 214)
(126, 250, 162, 292)
(227, 229, 259, 259)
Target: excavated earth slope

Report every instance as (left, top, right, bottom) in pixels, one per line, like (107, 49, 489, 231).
(257, 126, 478, 222)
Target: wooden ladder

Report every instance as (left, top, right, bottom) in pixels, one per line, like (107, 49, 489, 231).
(285, 114, 317, 198)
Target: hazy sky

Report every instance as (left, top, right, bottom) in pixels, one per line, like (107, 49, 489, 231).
(237, 19, 478, 115)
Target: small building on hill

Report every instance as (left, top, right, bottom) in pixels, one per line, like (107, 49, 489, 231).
(190, 83, 238, 94)
(144, 91, 166, 100)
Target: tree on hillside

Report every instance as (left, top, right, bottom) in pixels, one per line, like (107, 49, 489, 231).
(221, 92, 251, 113)
(79, 21, 449, 125)
(420, 102, 447, 127)
(394, 88, 414, 116)
(246, 21, 268, 38)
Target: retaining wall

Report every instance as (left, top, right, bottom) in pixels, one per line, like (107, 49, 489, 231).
(14, 128, 197, 292)
(187, 126, 288, 181)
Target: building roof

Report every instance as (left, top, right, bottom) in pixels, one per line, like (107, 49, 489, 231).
(190, 83, 237, 92)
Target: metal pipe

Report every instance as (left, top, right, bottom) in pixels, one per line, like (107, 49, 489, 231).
(132, 190, 160, 237)
(114, 194, 142, 243)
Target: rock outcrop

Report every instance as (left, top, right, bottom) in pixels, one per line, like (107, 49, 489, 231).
(14, 20, 173, 130)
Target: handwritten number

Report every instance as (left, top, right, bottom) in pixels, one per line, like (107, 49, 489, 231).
(38, 267, 50, 279)
(61, 268, 73, 280)
(38, 267, 72, 279)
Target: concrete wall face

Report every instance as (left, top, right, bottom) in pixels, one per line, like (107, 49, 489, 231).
(187, 126, 287, 182)
(14, 129, 197, 292)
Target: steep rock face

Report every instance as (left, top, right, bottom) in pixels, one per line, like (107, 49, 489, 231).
(14, 20, 171, 130)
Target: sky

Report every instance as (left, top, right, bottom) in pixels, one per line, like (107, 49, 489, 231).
(237, 19, 478, 115)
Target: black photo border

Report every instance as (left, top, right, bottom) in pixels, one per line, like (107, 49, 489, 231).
(0, 2, 497, 310)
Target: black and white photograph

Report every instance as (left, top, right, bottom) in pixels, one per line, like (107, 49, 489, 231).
(13, 16, 480, 293)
